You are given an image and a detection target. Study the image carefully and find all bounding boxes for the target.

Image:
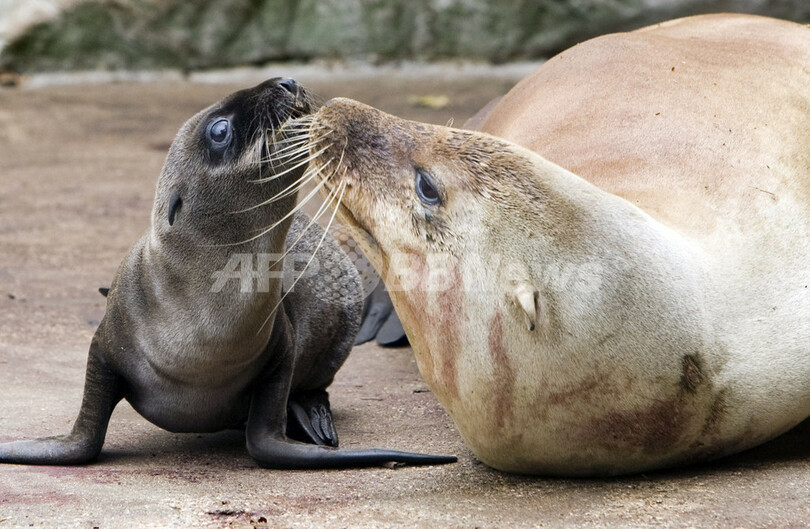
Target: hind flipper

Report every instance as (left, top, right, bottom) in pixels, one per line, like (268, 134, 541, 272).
(287, 390, 338, 447)
(247, 312, 456, 469)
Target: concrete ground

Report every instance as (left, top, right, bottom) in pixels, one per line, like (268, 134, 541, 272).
(0, 65, 808, 528)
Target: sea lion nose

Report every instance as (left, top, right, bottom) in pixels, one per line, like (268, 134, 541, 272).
(277, 78, 299, 94)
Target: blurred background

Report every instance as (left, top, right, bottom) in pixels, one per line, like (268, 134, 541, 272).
(1, 0, 809, 75)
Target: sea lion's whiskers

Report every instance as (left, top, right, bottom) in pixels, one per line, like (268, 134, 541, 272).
(275, 115, 315, 134)
(237, 141, 334, 216)
(260, 142, 311, 174)
(260, 154, 337, 205)
(263, 118, 282, 171)
(313, 137, 348, 197)
(243, 112, 262, 152)
(270, 119, 329, 151)
(271, 128, 318, 149)
(241, 152, 332, 212)
(259, 127, 273, 178)
(257, 118, 322, 169)
(264, 137, 312, 164)
(262, 139, 319, 167)
(264, 115, 314, 145)
(319, 137, 347, 192)
(269, 165, 344, 266)
(249, 149, 322, 186)
(245, 126, 268, 177)
(218, 179, 328, 247)
(249, 143, 330, 185)
(275, 120, 326, 142)
(255, 180, 347, 336)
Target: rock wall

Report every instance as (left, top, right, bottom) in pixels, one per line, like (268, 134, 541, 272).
(1, 0, 809, 72)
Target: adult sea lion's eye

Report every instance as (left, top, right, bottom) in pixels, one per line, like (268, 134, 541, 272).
(207, 118, 232, 145)
(415, 169, 441, 205)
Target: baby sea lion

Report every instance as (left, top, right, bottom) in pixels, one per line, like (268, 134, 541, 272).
(282, 14, 810, 475)
(0, 78, 455, 469)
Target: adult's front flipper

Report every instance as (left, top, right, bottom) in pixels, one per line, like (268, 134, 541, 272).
(375, 309, 408, 347)
(355, 282, 409, 348)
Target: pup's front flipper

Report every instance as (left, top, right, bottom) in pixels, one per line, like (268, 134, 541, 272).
(247, 312, 456, 469)
(0, 338, 123, 465)
(287, 390, 338, 447)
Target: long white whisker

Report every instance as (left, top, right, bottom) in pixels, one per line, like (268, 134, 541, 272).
(215, 178, 327, 247)
(270, 171, 343, 266)
(266, 160, 333, 203)
(266, 136, 312, 160)
(255, 180, 347, 336)
(237, 157, 331, 215)
(263, 143, 317, 168)
(247, 151, 315, 186)
(249, 144, 329, 184)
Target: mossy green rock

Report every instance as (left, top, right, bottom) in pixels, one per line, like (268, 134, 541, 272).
(2, 0, 809, 72)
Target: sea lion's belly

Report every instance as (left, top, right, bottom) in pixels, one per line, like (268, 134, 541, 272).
(121, 344, 261, 433)
(125, 377, 253, 433)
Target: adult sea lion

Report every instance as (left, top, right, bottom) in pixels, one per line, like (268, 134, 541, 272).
(283, 14, 810, 475)
(0, 78, 455, 468)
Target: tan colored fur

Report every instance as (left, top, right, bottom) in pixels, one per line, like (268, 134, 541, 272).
(295, 14, 810, 476)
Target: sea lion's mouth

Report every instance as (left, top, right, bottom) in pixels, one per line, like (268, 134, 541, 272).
(257, 80, 319, 172)
(275, 100, 395, 244)
(267, 92, 313, 130)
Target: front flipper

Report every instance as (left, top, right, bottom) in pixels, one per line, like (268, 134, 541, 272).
(355, 282, 409, 347)
(247, 312, 456, 469)
(354, 282, 394, 345)
(287, 390, 338, 447)
(0, 338, 123, 465)
(375, 309, 408, 348)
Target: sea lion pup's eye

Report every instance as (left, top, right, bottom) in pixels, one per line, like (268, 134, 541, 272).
(207, 118, 232, 146)
(415, 168, 442, 205)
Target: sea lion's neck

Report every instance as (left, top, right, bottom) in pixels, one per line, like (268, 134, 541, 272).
(510, 155, 712, 355)
(130, 219, 291, 376)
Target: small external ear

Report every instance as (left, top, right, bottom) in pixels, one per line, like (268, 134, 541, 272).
(513, 281, 539, 332)
(98, 287, 109, 297)
(168, 191, 183, 226)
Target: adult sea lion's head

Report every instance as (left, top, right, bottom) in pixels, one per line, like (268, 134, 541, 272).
(283, 99, 562, 395)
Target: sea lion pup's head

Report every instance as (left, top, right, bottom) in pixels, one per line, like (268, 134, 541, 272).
(153, 77, 314, 248)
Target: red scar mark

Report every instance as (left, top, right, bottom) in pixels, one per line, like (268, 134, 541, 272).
(584, 397, 692, 453)
(394, 249, 462, 399)
(488, 310, 515, 428)
(437, 264, 464, 398)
